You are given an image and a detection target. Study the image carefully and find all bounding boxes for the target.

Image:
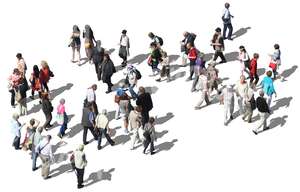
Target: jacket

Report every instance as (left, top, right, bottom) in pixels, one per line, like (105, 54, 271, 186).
(74, 150, 87, 169)
(136, 93, 153, 113)
(95, 114, 109, 129)
(42, 99, 53, 115)
(250, 58, 258, 76)
(92, 47, 105, 64)
(256, 96, 270, 113)
(101, 59, 116, 82)
(261, 76, 276, 96)
(144, 123, 156, 142)
(40, 68, 50, 83)
(81, 107, 93, 127)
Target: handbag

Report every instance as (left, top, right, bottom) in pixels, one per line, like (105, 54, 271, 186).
(85, 42, 91, 49)
(56, 113, 64, 125)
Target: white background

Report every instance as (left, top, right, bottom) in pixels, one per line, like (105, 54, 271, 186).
(0, 0, 299, 191)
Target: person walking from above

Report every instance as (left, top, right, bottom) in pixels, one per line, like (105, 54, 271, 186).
(186, 42, 198, 81)
(69, 25, 81, 64)
(36, 135, 54, 180)
(56, 98, 69, 139)
(73, 144, 87, 189)
(124, 64, 139, 99)
(253, 90, 271, 135)
(40, 60, 53, 93)
(194, 70, 210, 109)
(11, 113, 25, 150)
(238, 46, 250, 76)
(92, 40, 105, 81)
(95, 109, 115, 150)
(16, 77, 29, 116)
(143, 117, 157, 155)
(30, 127, 43, 171)
(207, 61, 220, 97)
(119, 29, 130, 67)
(86, 84, 98, 115)
(16, 53, 27, 78)
(222, 2, 234, 40)
(81, 102, 97, 145)
(235, 75, 248, 116)
(260, 71, 277, 108)
(220, 84, 234, 125)
(129, 106, 142, 150)
(136, 86, 153, 127)
(101, 53, 116, 94)
(269, 44, 281, 80)
(148, 32, 163, 48)
(180, 31, 197, 66)
(249, 53, 260, 86)
(118, 90, 132, 133)
(148, 42, 162, 76)
(29, 65, 42, 100)
(156, 51, 171, 82)
(22, 118, 40, 150)
(8, 68, 21, 108)
(41, 92, 53, 130)
(83, 25, 96, 63)
(191, 53, 206, 92)
(242, 83, 256, 123)
(211, 28, 227, 64)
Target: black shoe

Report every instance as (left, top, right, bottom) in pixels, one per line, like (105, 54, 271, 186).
(143, 149, 146, 154)
(44, 175, 52, 180)
(219, 60, 227, 64)
(30, 96, 34, 100)
(97, 146, 102, 150)
(252, 130, 258, 135)
(228, 38, 233, 41)
(83, 141, 89, 145)
(77, 184, 84, 189)
(150, 151, 156, 155)
(32, 167, 38, 171)
(230, 115, 234, 120)
(105, 90, 112, 94)
(110, 142, 115, 146)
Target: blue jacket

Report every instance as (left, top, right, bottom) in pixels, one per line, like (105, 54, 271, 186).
(262, 76, 276, 96)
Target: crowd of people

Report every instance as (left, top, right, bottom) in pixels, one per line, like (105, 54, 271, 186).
(8, 2, 285, 189)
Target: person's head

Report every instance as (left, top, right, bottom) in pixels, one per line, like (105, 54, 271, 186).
(259, 90, 265, 97)
(127, 64, 134, 71)
(135, 106, 142, 112)
(183, 31, 189, 37)
(150, 42, 157, 50)
(274, 44, 280, 50)
(266, 70, 272, 77)
(12, 113, 19, 120)
(60, 98, 65, 105)
(253, 53, 259, 59)
(73, 25, 80, 33)
(239, 45, 246, 52)
(78, 144, 84, 151)
(41, 60, 49, 69)
(46, 135, 52, 142)
(85, 25, 91, 31)
(16, 53, 22, 60)
(138, 86, 145, 95)
(162, 51, 168, 58)
(41, 92, 49, 100)
(225, 2, 230, 8)
(37, 127, 43, 133)
(91, 84, 97, 91)
(30, 119, 36, 126)
(102, 109, 107, 115)
(33, 65, 39, 75)
(148, 32, 154, 39)
(215, 27, 222, 34)
(122, 29, 127, 35)
(186, 42, 193, 50)
(240, 75, 246, 83)
(104, 53, 110, 61)
(199, 69, 206, 76)
(13, 68, 20, 75)
(96, 40, 101, 47)
(149, 117, 155, 124)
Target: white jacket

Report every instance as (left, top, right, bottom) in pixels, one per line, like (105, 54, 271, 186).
(95, 114, 109, 129)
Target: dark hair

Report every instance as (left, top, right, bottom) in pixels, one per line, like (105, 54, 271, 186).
(104, 53, 110, 60)
(149, 117, 155, 124)
(148, 32, 154, 38)
(215, 27, 221, 33)
(150, 42, 157, 48)
(13, 68, 20, 74)
(225, 2, 230, 8)
(33, 65, 40, 78)
(274, 44, 280, 49)
(266, 70, 272, 77)
(253, 53, 259, 59)
(73, 25, 80, 33)
(16, 53, 22, 59)
(30, 119, 35, 126)
(122, 29, 127, 34)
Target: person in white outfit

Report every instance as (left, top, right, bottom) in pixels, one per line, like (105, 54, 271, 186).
(195, 70, 210, 109)
(36, 135, 54, 180)
(95, 109, 115, 150)
(235, 75, 248, 116)
(220, 84, 235, 125)
(74, 144, 87, 189)
(128, 106, 142, 150)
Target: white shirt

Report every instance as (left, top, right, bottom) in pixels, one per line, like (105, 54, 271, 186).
(86, 88, 96, 102)
(36, 138, 53, 159)
(235, 81, 249, 99)
(222, 87, 234, 104)
(120, 35, 129, 47)
(223, 8, 231, 19)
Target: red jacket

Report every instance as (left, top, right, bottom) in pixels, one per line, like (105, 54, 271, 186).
(188, 47, 197, 61)
(40, 68, 50, 83)
(250, 58, 257, 75)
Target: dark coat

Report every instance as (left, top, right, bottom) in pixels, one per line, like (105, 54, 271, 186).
(101, 59, 116, 83)
(42, 99, 53, 115)
(136, 92, 153, 113)
(256, 96, 270, 113)
(81, 107, 93, 127)
(92, 47, 105, 64)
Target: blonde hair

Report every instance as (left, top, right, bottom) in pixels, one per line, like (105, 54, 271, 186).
(41, 60, 49, 69)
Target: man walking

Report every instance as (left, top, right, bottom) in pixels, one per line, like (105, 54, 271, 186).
(95, 109, 115, 150)
(36, 135, 54, 179)
(30, 127, 43, 171)
(81, 102, 97, 145)
(74, 144, 87, 189)
(253, 90, 271, 134)
(222, 2, 234, 40)
(128, 106, 142, 150)
(136, 86, 153, 127)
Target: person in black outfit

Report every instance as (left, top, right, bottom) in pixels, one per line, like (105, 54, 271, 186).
(81, 102, 97, 145)
(92, 40, 105, 81)
(17, 78, 29, 116)
(211, 28, 227, 64)
(253, 90, 270, 135)
(41, 92, 53, 130)
(101, 53, 116, 93)
(136, 86, 153, 127)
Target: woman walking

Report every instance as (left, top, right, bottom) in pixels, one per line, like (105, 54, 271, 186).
(83, 25, 96, 63)
(56, 98, 68, 138)
(69, 25, 81, 64)
(101, 53, 116, 93)
(29, 65, 42, 100)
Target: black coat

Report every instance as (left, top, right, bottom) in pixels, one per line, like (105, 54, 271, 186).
(136, 92, 153, 113)
(18, 79, 29, 99)
(42, 99, 53, 115)
(101, 59, 116, 83)
(92, 47, 105, 64)
(256, 96, 270, 113)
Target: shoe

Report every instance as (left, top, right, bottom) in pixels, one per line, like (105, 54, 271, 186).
(219, 60, 227, 64)
(97, 146, 102, 150)
(248, 119, 252, 123)
(83, 141, 89, 145)
(156, 78, 161, 82)
(242, 117, 246, 121)
(32, 167, 38, 171)
(57, 133, 62, 139)
(110, 142, 115, 146)
(230, 115, 234, 120)
(191, 88, 196, 92)
(105, 90, 112, 94)
(252, 130, 258, 135)
(150, 151, 156, 155)
(44, 175, 52, 180)
(29, 96, 34, 100)
(227, 38, 233, 41)
(77, 184, 84, 189)
(186, 77, 192, 81)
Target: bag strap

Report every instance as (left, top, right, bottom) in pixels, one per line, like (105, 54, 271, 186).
(39, 142, 49, 153)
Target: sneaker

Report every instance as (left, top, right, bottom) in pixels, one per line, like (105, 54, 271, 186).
(77, 184, 84, 189)
(186, 77, 192, 81)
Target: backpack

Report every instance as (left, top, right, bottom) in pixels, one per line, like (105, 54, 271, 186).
(156, 36, 163, 46)
(134, 69, 142, 80)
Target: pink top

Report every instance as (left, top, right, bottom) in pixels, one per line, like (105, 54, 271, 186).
(8, 74, 21, 88)
(57, 104, 65, 114)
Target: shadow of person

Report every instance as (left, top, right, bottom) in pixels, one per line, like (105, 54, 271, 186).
(224, 51, 239, 62)
(156, 130, 168, 139)
(155, 113, 174, 125)
(50, 83, 74, 99)
(145, 86, 159, 94)
(52, 140, 68, 153)
(170, 64, 181, 73)
(128, 53, 149, 65)
(170, 71, 186, 82)
(155, 139, 178, 153)
(84, 168, 115, 187)
(66, 123, 83, 138)
(257, 68, 266, 76)
(168, 55, 180, 63)
(107, 48, 115, 55)
(50, 163, 73, 178)
(204, 53, 214, 61)
(232, 27, 251, 40)
(271, 97, 293, 112)
(78, 58, 89, 66)
(53, 153, 69, 164)
(281, 65, 298, 81)
(258, 115, 288, 134)
(113, 133, 132, 145)
(107, 111, 116, 121)
(108, 126, 121, 138)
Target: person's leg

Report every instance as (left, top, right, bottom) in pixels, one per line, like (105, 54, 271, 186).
(213, 51, 219, 61)
(150, 141, 155, 154)
(94, 62, 99, 78)
(104, 128, 114, 145)
(191, 74, 199, 91)
(13, 136, 21, 150)
(43, 156, 50, 179)
(88, 126, 97, 140)
(10, 89, 15, 107)
(32, 151, 38, 170)
(97, 128, 103, 149)
(204, 91, 210, 105)
(72, 47, 75, 61)
(43, 113, 51, 129)
(250, 75, 254, 85)
(77, 47, 81, 63)
(219, 52, 227, 63)
(189, 64, 194, 79)
(228, 23, 233, 40)
(223, 24, 228, 39)
(129, 84, 138, 99)
(254, 112, 265, 133)
(131, 129, 138, 149)
(83, 127, 88, 144)
(181, 52, 187, 65)
(238, 97, 244, 115)
(267, 95, 273, 108)
(195, 91, 205, 108)
(143, 139, 150, 154)
(254, 74, 259, 85)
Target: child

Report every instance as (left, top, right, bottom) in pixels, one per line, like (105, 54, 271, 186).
(156, 51, 171, 82)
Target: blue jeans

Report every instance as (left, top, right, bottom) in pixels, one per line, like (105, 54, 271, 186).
(32, 150, 38, 170)
(223, 23, 233, 39)
(59, 123, 67, 136)
(129, 84, 138, 99)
